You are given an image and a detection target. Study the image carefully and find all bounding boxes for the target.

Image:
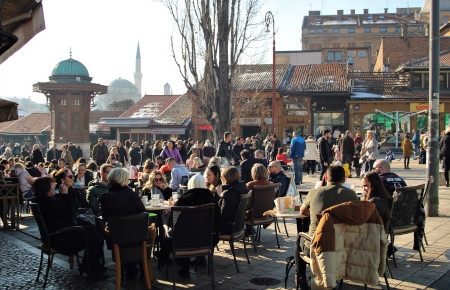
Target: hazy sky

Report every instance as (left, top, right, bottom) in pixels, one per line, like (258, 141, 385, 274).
(0, 0, 425, 104)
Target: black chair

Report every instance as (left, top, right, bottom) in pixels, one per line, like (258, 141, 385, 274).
(180, 175, 189, 187)
(108, 212, 152, 290)
(245, 183, 281, 252)
(30, 202, 87, 288)
(168, 204, 215, 289)
(218, 191, 251, 273)
(389, 184, 425, 267)
(420, 176, 433, 248)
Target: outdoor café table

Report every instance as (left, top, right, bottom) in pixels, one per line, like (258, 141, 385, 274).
(145, 203, 172, 251)
(274, 210, 310, 236)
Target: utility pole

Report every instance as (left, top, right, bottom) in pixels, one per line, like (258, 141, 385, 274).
(427, 0, 440, 217)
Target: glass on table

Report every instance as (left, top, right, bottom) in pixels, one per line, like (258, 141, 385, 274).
(151, 194, 160, 206)
(172, 192, 179, 202)
(141, 195, 148, 205)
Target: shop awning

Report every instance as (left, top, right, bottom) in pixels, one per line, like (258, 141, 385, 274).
(0, 0, 45, 64)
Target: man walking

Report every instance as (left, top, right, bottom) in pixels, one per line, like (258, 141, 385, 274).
(318, 129, 333, 180)
(92, 138, 109, 166)
(290, 131, 306, 185)
(216, 131, 236, 166)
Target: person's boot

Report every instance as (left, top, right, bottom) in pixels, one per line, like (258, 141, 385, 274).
(447, 181, 449, 187)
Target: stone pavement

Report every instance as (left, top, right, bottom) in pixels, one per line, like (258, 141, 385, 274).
(0, 155, 449, 289)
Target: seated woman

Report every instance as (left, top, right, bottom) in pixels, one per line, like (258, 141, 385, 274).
(138, 159, 156, 187)
(159, 173, 219, 278)
(246, 163, 272, 190)
(361, 172, 393, 233)
(99, 168, 147, 279)
(245, 163, 272, 232)
(99, 168, 146, 221)
(12, 163, 35, 199)
(53, 168, 89, 212)
(216, 166, 249, 235)
(34, 177, 105, 280)
(189, 157, 205, 173)
(275, 147, 292, 165)
(142, 170, 172, 201)
(205, 165, 222, 196)
(186, 148, 201, 169)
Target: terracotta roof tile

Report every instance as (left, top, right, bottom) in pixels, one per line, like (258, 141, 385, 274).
(397, 49, 450, 70)
(90, 111, 124, 133)
(0, 113, 50, 134)
(120, 95, 181, 118)
(150, 94, 192, 126)
(233, 64, 290, 91)
(284, 64, 349, 93)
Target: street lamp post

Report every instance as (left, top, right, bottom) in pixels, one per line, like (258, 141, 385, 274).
(265, 11, 276, 134)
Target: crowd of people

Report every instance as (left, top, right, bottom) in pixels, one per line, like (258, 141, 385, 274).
(1, 125, 449, 285)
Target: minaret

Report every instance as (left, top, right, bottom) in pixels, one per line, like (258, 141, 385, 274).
(134, 42, 142, 96)
(164, 82, 172, 95)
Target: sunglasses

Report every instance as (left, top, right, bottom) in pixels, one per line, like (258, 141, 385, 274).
(154, 178, 163, 182)
(66, 175, 74, 179)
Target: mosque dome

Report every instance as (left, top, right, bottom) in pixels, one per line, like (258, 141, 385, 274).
(109, 78, 138, 90)
(93, 77, 140, 110)
(49, 58, 92, 83)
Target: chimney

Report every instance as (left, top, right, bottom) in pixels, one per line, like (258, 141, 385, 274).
(364, 9, 369, 14)
(337, 10, 344, 16)
(350, 9, 355, 15)
(384, 8, 388, 13)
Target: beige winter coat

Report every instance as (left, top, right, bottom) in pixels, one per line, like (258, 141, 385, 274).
(310, 201, 387, 289)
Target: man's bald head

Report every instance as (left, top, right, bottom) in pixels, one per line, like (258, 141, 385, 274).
(373, 159, 390, 174)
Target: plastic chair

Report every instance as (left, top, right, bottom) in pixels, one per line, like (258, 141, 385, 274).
(30, 202, 87, 288)
(245, 183, 281, 252)
(218, 191, 251, 273)
(108, 212, 152, 290)
(169, 203, 215, 289)
(389, 184, 425, 267)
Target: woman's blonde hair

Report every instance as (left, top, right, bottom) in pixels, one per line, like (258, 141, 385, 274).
(193, 157, 203, 168)
(251, 163, 268, 181)
(144, 170, 167, 190)
(190, 147, 200, 158)
(445, 126, 450, 134)
(204, 140, 213, 147)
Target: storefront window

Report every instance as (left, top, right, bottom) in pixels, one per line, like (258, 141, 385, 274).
(313, 112, 344, 135)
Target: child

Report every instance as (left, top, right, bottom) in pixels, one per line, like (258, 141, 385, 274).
(419, 147, 426, 164)
(353, 151, 362, 178)
(385, 149, 395, 163)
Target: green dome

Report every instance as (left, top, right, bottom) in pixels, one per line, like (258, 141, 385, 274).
(49, 58, 92, 83)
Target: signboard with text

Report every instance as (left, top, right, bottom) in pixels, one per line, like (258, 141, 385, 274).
(410, 103, 444, 112)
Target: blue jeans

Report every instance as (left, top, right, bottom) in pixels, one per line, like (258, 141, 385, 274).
(293, 157, 303, 184)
